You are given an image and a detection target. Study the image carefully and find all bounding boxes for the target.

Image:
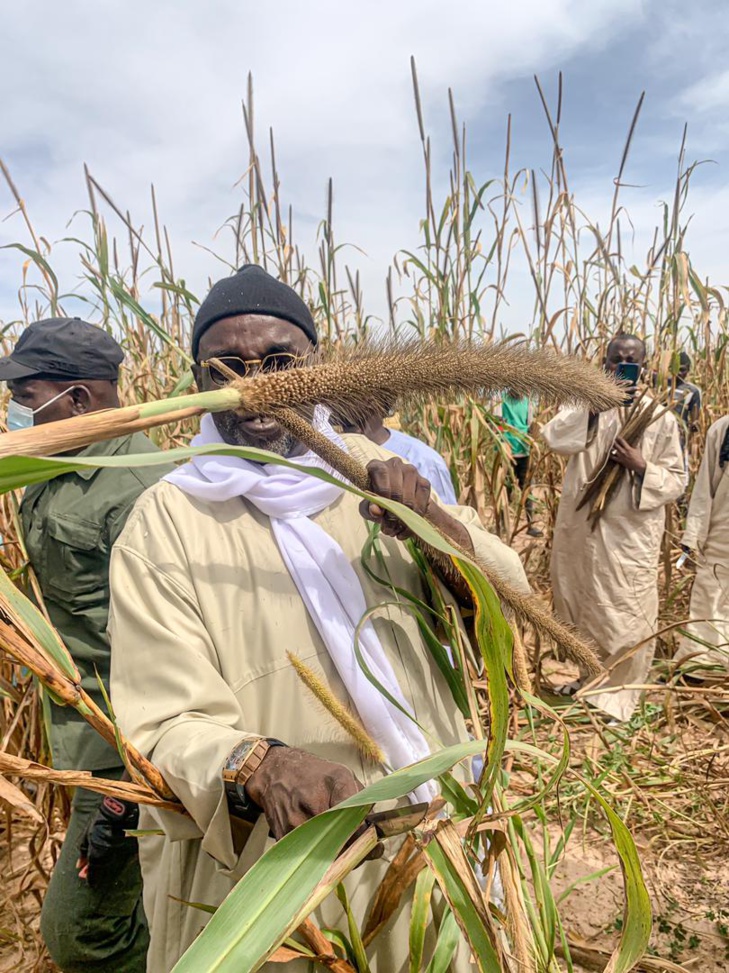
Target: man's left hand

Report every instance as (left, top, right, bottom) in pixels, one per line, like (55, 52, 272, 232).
(610, 436, 647, 476)
(361, 458, 473, 552)
(360, 458, 431, 540)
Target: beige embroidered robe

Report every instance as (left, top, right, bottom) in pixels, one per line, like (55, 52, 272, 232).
(108, 434, 529, 972)
(542, 401, 686, 721)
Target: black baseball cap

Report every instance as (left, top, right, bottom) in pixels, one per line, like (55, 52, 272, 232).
(0, 317, 124, 382)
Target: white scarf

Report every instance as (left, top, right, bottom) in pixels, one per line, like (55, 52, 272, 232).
(165, 409, 435, 803)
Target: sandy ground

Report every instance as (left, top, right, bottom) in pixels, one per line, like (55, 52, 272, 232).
(550, 836, 729, 971)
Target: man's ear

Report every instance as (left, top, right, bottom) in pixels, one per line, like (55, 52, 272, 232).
(70, 385, 93, 415)
(191, 363, 203, 391)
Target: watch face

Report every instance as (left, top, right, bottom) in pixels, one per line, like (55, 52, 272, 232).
(223, 738, 260, 779)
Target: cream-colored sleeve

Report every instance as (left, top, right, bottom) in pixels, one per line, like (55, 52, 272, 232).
(541, 406, 591, 456)
(109, 502, 255, 870)
(440, 500, 530, 594)
(636, 412, 688, 513)
(683, 421, 721, 550)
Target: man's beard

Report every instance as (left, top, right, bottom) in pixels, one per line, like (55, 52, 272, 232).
(212, 411, 298, 458)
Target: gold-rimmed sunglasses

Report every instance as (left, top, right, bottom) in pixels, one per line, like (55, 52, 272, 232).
(199, 353, 307, 387)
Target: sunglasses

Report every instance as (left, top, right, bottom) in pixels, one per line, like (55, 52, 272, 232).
(199, 353, 306, 387)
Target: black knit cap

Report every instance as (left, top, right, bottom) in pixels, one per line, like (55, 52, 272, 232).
(192, 264, 318, 360)
(0, 317, 123, 381)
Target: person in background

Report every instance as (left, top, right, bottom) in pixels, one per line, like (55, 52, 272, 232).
(670, 351, 702, 442)
(541, 333, 686, 722)
(493, 394, 543, 537)
(107, 265, 529, 972)
(336, 404, 458, 505)
(0, 317, 173, 973)
(676, 416, 729, 675)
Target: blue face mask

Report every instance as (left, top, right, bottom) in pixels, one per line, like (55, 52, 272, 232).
(6, 399, 35, 431)
(6, 386, 87, 432)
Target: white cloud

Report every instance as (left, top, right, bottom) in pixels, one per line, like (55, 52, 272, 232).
(670, 67, 729, 158)
(0, 0, 684, 333)
(680, 69, 729, 114)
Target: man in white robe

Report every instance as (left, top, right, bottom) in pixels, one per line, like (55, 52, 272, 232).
(108, 265, 530, 972)
(336, 405, 458, 504)
(677, 416, 729, 672)
(541, 334, 686, 722)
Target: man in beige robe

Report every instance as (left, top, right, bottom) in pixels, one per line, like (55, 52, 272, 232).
(108, 265, 529, 973)
(541, 334, 686, 722)
(677, 416, 729, 672)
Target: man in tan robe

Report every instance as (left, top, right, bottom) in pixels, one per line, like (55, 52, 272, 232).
(541, 334, 686, 722)
(677, 416, 729, 672)
(108, 265, 529, 972)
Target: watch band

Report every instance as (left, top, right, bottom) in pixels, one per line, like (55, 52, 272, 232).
(223, 737, 286, 822)
(235, 738, 273, 790)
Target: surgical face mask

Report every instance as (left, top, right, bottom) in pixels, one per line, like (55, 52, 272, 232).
(6, 386, 87, 432)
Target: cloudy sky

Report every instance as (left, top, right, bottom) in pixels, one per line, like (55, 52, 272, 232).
(1, 0, 728, 332)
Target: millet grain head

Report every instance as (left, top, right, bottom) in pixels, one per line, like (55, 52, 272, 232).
(234, 338, 623, 421)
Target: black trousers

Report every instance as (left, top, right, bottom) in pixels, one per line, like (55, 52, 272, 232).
(508, 455, 535, 519)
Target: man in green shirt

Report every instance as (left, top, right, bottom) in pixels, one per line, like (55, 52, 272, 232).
(0, 317, 173, 973)
(494, 394, 543, 537)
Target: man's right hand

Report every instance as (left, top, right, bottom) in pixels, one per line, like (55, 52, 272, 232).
(77, 795, 139, 888)
(245, 746, 364, 839)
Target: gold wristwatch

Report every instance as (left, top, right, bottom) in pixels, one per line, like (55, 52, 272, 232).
(222, 737, 286, 821)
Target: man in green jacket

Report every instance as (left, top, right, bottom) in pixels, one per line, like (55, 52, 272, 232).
(0, 317, 173, 973)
